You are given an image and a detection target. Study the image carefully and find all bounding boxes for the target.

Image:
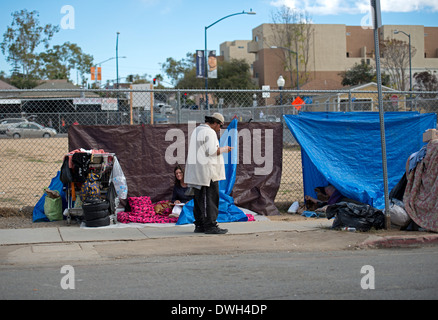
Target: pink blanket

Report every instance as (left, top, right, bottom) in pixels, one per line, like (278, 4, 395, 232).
(117, 196, 255, 224)
(117, 197, 178, 224)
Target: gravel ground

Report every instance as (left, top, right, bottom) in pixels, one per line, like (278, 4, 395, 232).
(0, 207, 68, 229)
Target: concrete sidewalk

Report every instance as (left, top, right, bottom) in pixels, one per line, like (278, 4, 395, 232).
(1, 218, 437, 250)
(0, 219, 334, 246)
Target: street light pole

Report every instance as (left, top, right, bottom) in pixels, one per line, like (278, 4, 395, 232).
(93, 56, 127, 88)
(204, 9, 256, 111)
(277, 75, 285, 105)
(394, 30, 413, 110)
(116, 32, 120, 90)
(116, 31, 120, 111)
(271, 46, 299, 90)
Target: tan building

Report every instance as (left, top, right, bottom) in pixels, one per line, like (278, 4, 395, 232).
(220, 40, 256, 75)
(245, 23, 438, 90)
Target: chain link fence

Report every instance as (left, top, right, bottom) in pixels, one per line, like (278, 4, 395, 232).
(1, 88, 437, 213)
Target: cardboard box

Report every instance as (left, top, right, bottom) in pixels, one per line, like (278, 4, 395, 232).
(423, 129, 438, 142)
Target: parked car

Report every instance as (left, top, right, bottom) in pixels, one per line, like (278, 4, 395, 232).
(153, 115, 169, 124)
(155, 103, 175, 114)
(265, 115, 281, 122)
(0, 118, 29, 134)
(5, 122, 57, 139)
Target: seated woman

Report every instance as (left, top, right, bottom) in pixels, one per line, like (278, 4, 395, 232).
(172, 164, 193, 199)
(170, 165, 194, 217)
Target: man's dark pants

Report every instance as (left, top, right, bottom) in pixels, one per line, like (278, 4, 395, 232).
(193, 180, 219, 230)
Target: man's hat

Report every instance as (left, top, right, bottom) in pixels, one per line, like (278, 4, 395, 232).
(211, 112, 224, 124)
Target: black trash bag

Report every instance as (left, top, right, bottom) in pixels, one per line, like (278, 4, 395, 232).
(106, 181, 117, 215)
(326, 201, 385, 231)
(389, 172, 407, 201)
(60, 157, 73, 184)
(71, 153, 91, 183)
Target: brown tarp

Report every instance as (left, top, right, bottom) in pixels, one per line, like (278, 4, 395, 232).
(68, 122, 282, 215)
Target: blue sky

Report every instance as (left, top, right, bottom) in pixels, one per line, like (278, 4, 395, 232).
(0, 0, 437, 86)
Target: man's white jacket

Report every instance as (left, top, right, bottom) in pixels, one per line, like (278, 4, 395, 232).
(185, 124, 226, 187)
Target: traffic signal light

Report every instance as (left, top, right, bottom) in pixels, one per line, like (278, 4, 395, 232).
(153, 78, 156, 85)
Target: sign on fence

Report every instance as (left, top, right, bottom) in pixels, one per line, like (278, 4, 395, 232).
(101, 98, 118, 111)
(262, 85, 270, 98)
(130, 84, 153, 110)
(292, 96, 305, 111)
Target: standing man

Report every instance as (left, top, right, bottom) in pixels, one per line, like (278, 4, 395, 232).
(185, 113, 232, 234)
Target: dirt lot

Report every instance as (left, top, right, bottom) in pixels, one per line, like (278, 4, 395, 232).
(0, 137, 68, 208)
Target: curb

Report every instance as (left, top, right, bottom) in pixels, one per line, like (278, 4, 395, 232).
(359, 234, 438, 249)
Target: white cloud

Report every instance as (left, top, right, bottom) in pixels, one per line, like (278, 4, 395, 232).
(270, 0, 438, 14)
(382, 0, 438, 12)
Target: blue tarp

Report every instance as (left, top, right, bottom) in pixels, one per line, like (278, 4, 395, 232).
(284, 112, 437, 209)
(176, 119, 248, 225)
(32, 171, 67, 222)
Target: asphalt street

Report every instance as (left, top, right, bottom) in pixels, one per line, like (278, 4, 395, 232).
(1, 246, 437, 300)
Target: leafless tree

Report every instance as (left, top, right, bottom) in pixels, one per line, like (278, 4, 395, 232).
(268, 6, 313, 88)
(380, 37, 417, 91)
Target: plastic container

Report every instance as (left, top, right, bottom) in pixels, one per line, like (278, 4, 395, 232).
(287, 201, 299, 213)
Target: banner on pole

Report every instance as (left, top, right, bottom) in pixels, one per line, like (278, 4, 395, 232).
(196, 50, 204, 78)
(207, 50, 217, 79)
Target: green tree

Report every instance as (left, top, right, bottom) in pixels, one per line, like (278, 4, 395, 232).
(126, 73, 150, 84)
(6, 73, 40, 89)
(1, 9, 93, 87)
(414, 71, 438, 91)
(339, 61, 374, 86)
(161, 53, 194, 86)
(38, 42, 93, 84)
(0, 9, 59, 79)
(413, 71, 438, 113)
(339, 61, 389, 86)
(162, 53, 257, 91)
(209, 59, 257, 89)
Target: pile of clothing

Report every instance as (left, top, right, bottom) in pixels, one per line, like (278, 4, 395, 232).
(386, 138, 438, 232)
(403, 139, 438, 232)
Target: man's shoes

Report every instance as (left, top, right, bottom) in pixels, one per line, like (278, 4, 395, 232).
(194, 226, 205, 233)
(204, 226, 228, 234)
